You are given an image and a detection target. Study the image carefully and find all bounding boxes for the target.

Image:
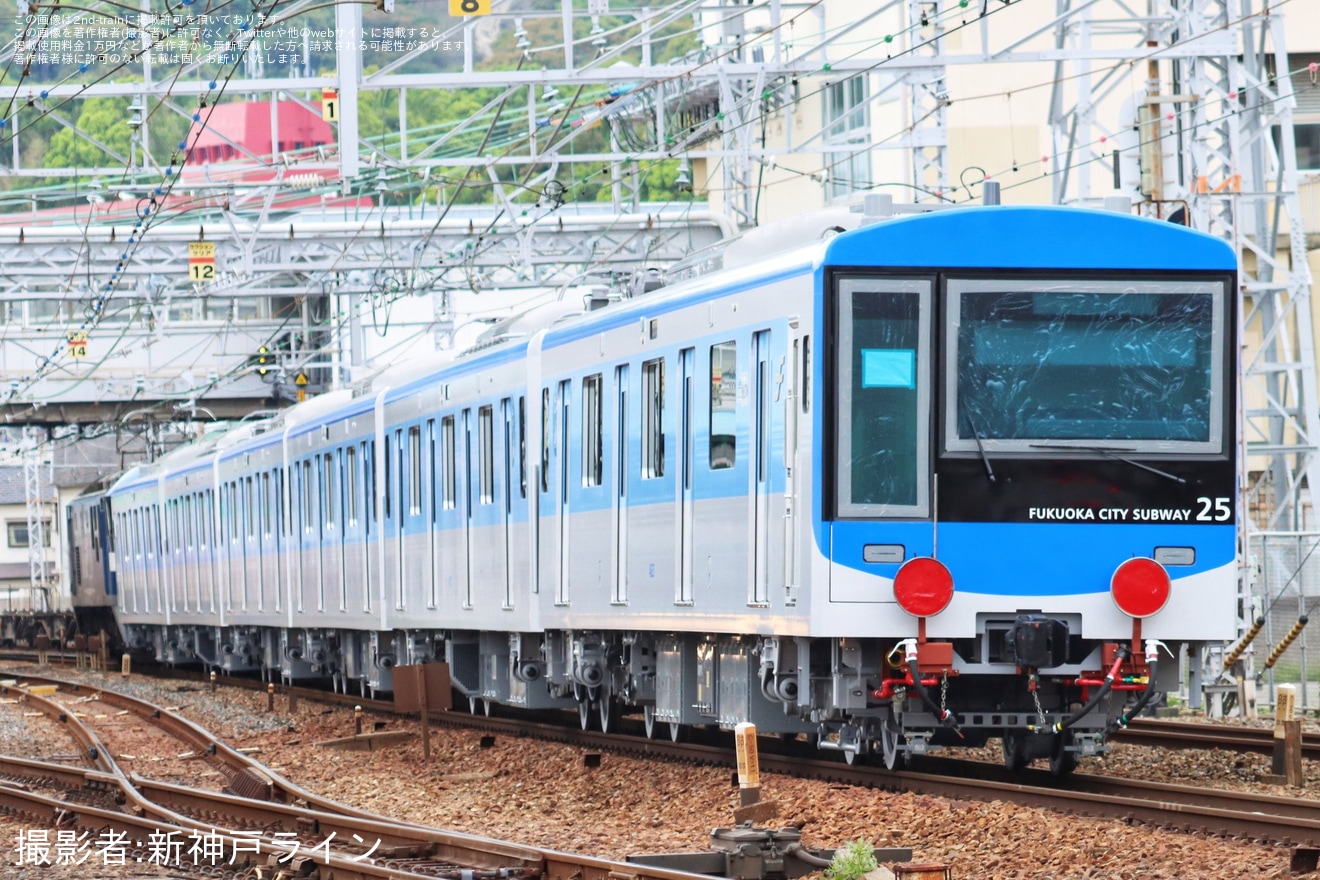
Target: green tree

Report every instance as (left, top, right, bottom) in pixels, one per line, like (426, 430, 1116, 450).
(43, 97, 133, 173)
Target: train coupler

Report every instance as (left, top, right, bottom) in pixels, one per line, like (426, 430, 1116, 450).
(628, 824, 913, 880)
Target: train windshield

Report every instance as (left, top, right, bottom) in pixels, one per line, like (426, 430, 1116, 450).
(944, 278, 1226, 454)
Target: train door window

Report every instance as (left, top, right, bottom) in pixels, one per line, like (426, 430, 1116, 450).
(302, 460, 314, 532)
(834, 278, 931, 517)
(541, 388, 551, 493)
(262, 473, 272, 537)
(231, 481, 241, 540)
(409, 426, 422, 515)
(185, 495, 194, 549)
(324, 453, 336, 528)
(384, 434, 393, 520)
(559, 380, 571, 502)
(583, 374, 603, 487)
(90, 510, 100, 561)
(247, 477, 257, 538)
(710, 342, 737, 469)
(615, 365, 628, 497)
(365, 441, 376, 529)
(801, 335, 811, 413)
(502, 399, 513, 513)
(427, 419, 437, 523)
(642, 358, 665, 478)
(346, 446, 359, 526)
(442, 416, 456, 508)
(518, 396, 526, 499)
(479, 405, 494, 504)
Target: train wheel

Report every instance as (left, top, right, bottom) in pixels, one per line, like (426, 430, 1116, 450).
(880, 716, 906, 771)
(578, 700, 592, 730)
(598, 697, 615, 734)
(468, 696, 480, 715)
(668, 722, 683, 742)
(1002, 732, 1030, 771)
(1049, 732, 1078, 777)
(643, 705, 657, 739)
(483, 699, 494, 717)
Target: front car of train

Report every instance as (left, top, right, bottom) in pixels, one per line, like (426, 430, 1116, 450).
(812, 205, 1237, 771)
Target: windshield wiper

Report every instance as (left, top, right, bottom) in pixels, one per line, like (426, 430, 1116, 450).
(962, 404, 996, 483)
(1028, 443, 1186, 485)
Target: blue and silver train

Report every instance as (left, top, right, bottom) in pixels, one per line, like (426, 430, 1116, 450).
(82, 203, 1238, 772)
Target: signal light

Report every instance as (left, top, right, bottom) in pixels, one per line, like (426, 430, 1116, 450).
(893, 557, 954, 618)
(1110, 557, 1171, 618)
(254, 345, 271, 376)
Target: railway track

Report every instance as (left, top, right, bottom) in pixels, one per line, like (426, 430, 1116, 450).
(0, 673, 730, 880)
(4, 664, 1318, 859)
(1119, 717, 1320, 759)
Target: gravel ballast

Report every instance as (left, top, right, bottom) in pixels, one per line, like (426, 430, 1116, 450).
(0, 668, 1309, 879)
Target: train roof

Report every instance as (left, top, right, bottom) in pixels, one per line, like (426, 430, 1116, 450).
(110, 204, 1237, 490)
(820, 204, 1237, 271)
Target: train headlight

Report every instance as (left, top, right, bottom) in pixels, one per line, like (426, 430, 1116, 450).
(893, 557, 954, 617)
(1110, 557, 1171, 618)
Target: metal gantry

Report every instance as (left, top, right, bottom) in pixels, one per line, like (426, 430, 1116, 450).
(22, 426, 49, 613)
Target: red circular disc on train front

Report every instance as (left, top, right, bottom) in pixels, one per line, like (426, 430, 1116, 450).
(893, 557, 954, 617)
(1110, 557, 1172, 618)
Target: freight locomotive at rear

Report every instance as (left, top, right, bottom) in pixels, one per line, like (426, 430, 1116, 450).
(83, 204, 1237, 772)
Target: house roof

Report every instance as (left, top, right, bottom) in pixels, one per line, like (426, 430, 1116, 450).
(189, 100, 334, 157)
(0, 468, 57, 505)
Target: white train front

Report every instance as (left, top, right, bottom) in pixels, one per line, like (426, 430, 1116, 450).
(100, 204, 1239, 773)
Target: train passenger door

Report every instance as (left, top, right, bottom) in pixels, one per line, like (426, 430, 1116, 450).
(784, 325, 802, 605)
(612, 365, 628, 604)
(427, 420, 438, 611)
(751, 330, 771, 606)
(501, 399, 514, 609)
(463, 409, 475, 608)
(323, 451, 341, 614)
(677, 348, 694, 604)
(830, 278, 934, 602)
(403, 424, 426, 612)
(557, 381, 571, 605)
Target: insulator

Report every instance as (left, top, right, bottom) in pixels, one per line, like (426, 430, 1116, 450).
(1222, 616, 1266, 670)
(1264, 616, 1309, 669)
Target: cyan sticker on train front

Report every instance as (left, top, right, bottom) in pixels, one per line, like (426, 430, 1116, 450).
(861, 349, 915, 388)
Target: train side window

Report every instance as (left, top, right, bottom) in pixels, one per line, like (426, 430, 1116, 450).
(583, 373, 603, 487)
(442, 416, 456, 509)
(409, 426, 422, 515)
(346, 446, 359, 526)
(642, 358, 665, 478)
(801, 335, 811, 414)
(479, 405, 495, 504)
(540, 388, 551, 494)
(710, 341, 737, 469)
